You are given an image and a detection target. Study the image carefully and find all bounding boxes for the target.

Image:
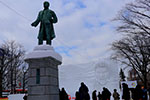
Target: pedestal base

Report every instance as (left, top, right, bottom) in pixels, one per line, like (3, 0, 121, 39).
(25, 45, 62, 100)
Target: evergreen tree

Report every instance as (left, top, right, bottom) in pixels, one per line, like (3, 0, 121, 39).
(119, 68, 126, 81)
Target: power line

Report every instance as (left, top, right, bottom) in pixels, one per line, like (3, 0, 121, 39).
(0, 1, 31, 22)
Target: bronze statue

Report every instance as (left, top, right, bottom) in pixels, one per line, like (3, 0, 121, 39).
(31, 1, 58, 45)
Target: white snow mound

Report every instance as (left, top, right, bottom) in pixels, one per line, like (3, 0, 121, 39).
(59, 58, 119, 99)
(25, 45, 62, 62)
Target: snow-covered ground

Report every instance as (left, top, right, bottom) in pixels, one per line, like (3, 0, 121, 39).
(8, 94, 25, 100)
(59, 58, 120, 99)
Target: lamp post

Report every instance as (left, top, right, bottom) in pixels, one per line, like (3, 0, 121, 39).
(0, 48, 4, 97)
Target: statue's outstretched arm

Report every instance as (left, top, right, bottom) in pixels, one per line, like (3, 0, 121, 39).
(31, 12, 41, 27)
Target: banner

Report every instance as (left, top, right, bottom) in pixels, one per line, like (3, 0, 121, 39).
(121, 81, 137, 88)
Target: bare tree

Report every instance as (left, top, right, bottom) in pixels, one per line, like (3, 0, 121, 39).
(112, 35, 150, 89)
(0, 48, 5, 97)
(0, 40, 25, 96)
(112, 0, 150, 92)
(19, 63, 28, 93)
(115, 0, 150, 37)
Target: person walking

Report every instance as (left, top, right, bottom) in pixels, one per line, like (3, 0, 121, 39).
(75, 91, 81, 100)
(79, 82, 90, 100)
(141, 86, 147, 100)
(113, 89, 120, 100)
(60, 88, 69, 100)
(97, 92, 102, 100)
(105, 88, 111, 100)
(133, 85, 143, 100)
(92, 90, 97, 100)
(148, 88, 150, 100)
(122, 83, 130, 100)
(23, 94, 27, 100)
(102, 87, 107, 100)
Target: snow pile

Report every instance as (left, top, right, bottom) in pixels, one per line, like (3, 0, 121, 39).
(25, 45, 62, 62)
(8, 94, 25, 100)
(59, 58, 119, 98)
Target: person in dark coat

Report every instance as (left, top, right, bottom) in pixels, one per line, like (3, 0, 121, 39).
(102, 87, 107, 100)
(79, 82, 89, 100)
(85, 92, 90, 100)
(148, 88, 150, 100)
(92, 90, 97, 100)
(134, 85, 143, 100)
(97, 92, 102, 100)
(122, 83, 130, 100)
(130, 88, 135, 100)
(75, 91, 81, 100)
(105, 88, 111, 100)
(59, 89, 62, 100)
(60, 88, 69, 100)
(79, 82, 89, 93)
(23, 94, 27, 100)
(141, 86, 147, 100)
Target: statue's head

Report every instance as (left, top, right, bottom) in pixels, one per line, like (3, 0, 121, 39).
(43, 1, 50, 9)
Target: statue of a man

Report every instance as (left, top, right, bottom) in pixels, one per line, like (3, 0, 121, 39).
(31, 1, 58, 45)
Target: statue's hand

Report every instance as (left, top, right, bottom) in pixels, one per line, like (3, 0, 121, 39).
(31, 23, 36, 27)
(50, 19, 53, 23)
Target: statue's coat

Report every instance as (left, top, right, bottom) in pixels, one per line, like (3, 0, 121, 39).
(32, 9, 58, 41)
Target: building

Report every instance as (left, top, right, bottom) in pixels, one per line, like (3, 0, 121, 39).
(127, 68, 150, 88)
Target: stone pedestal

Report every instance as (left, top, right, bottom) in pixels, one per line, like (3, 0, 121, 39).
(24, 45, 62, 100)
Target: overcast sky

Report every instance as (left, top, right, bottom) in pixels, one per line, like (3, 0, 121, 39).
(0, 0, 134, 65)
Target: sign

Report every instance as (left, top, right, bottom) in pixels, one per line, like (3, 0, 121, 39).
(121, 81, 137, 88)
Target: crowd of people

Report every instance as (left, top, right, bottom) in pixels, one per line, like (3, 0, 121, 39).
(59, 82, 150, 100)
(22, 81, 150, 100)
(60, 82, 90, 100)
(122, 83, 150, 100)
(59, 82, 119, 100)
(91, 87, 120, 100)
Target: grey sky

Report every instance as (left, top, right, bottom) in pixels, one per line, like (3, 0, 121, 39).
(0, 0, 134, 65)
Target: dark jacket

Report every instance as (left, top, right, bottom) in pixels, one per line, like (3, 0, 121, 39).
(97, 92, 102, 100)
(60, 88, 69, 100)
(79, 83, 89, 100)
(92, 90, 97, 100)
(122, 83, 130, 100)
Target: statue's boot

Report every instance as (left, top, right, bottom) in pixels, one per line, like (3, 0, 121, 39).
(46, 39, 51, 45)
(38, 39, 43, 45)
